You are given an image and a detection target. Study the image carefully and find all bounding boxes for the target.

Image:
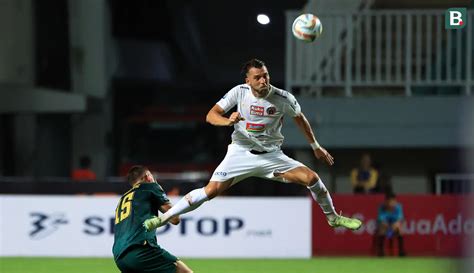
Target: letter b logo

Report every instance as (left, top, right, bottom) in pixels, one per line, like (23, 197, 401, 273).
(445, 8, 467, 29)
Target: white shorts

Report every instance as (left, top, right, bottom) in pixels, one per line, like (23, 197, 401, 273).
(210, 144, 305, 184)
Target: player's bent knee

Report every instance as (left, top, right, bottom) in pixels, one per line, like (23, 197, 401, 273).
(393, 226, 402, 234)
(307, 171, 319, 183)
(377, 225, 388, 235)
(305, 171, 320, 187)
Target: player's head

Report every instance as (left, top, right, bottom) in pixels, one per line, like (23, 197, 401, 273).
(360, 153, 372, 169)
(242, 58, 270, 98)
(127, 165, 155, 186)
(384, 191, 397, 209)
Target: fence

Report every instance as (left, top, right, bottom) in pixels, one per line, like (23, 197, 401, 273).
(435, 173, 474, 194)
(286, 10, 474, 96)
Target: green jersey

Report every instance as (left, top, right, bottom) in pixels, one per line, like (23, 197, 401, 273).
(112, 182, 170, 259)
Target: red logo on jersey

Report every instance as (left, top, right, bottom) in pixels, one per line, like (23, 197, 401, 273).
(246, 122, 265, 132)
(250, 105, 264, 116)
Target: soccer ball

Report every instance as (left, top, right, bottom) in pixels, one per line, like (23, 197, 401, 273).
(292, 13, 323, 42)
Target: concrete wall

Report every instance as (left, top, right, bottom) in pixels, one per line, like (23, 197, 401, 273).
(0, 0, 34, 85)
(283, 96, 473, 148)
(69, 0, 113, 179)
(335, 175, 428, 194)
(289, 147, 461, 194)
(68, 0, 110, 98)
(0, 0, 110, 178)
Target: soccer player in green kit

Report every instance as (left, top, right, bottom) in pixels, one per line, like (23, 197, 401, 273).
(113, 166, 193, 273)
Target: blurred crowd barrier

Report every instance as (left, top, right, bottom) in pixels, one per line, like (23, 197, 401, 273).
(1, 194, 472, 258)
(0, 195, 311, 258)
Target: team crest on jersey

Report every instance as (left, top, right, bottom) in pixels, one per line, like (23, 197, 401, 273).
(266, 106, 277, 115)
(246, 122, 265, 132)
(250, 105, 264, 116)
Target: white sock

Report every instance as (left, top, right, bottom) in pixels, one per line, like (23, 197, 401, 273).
(307, 178, 337, 221)
(161, 187, 209, 222)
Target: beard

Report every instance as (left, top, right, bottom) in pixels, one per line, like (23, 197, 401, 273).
(253, 85, 269, 97)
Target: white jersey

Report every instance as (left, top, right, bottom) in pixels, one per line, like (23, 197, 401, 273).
(216, 84, 302, 152)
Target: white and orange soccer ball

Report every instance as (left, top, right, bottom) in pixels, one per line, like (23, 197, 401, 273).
(292, 13, 323, 42)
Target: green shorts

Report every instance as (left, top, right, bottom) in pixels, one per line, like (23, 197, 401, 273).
(115, 245, 178, 273)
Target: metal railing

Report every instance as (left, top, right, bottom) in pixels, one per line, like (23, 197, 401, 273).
(286, 10, 474, 96)
(435, 173, 474, 195)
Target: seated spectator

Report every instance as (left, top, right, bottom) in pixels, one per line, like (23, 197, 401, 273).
(376, 192, 406, 257)
(71, 155, 97, 181)
(350, 153, 379, 194)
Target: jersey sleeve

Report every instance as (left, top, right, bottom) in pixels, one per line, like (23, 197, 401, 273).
(216, 86, 240, 113)
(377, 206, 388, 223)
(283, 92, 302, 117)
(394, 204, 404, 221)
(148, 183, 170, 206)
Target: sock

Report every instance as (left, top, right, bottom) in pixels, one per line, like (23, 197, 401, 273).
(307, 178, 337, 220)
(398, 235, 405, 255)
(161, 187, 209, 222)
(377, 235, 385, 256)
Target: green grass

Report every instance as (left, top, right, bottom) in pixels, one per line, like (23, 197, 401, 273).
(0, 257, 463, 273)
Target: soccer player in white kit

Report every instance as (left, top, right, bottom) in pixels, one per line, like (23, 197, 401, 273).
(144, 59, 362, 231)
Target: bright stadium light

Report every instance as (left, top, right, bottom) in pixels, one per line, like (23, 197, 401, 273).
(257, 14, 270, 25)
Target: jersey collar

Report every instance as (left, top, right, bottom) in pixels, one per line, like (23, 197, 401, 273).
(264, 85, 274, 99)
(248, 84, 273, 99)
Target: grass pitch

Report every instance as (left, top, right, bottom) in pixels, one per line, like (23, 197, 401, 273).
(0, 257, 462, 273)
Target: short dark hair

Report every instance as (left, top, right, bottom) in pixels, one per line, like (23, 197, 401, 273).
(241, 58, 266, 76)
(385, 191, 396, 200)
(127, 165, 148, 186)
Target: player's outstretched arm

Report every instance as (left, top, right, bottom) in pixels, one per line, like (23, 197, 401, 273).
(206, 104, 244, 126)
(293, 113, 334, 166)
(159, 203, 180, 225)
